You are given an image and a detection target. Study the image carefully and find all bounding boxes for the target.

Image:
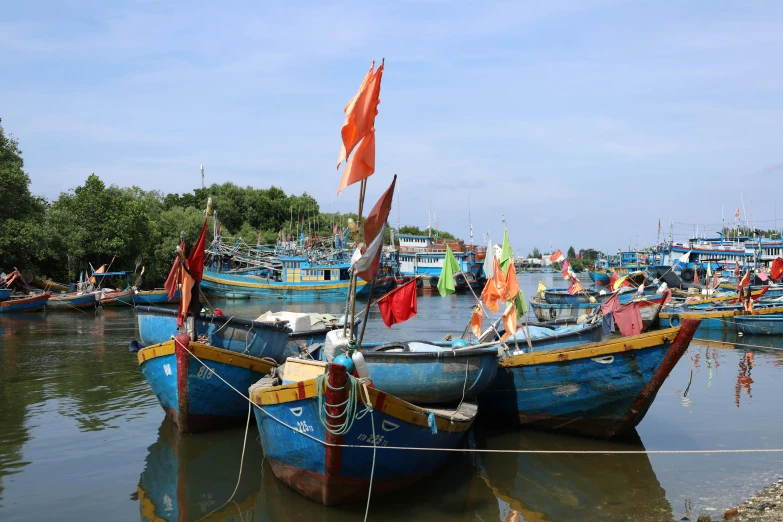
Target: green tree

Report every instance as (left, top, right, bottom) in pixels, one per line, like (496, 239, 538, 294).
(567, 246, 576, 258)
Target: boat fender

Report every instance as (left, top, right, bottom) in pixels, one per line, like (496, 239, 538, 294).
(431, 276, 439, 287)
(351, 351, 372, 386)
(451, 339, 469, 349)
(333, 354, 355, 373)
(681, 268, 694, 283)
(670, 313, 681, 327)
(416, 278, 423, 288)
(549, 306, 557, 320)
(427, 412, 438, 435)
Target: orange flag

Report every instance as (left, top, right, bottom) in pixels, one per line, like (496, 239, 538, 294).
(504, 259, 520, 299)
(178, 270, 195, 328)
(363, 174, 397, 242)
(337, 130, 375, 195)
(481, 273, 502, 313)
(337, 62, 383, 169)
(502, 301, 518, 338)
(470, 305, 483, 338)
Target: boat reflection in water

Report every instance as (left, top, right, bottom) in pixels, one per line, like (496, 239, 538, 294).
(471, 427, 675, 522)
(136, 419, 262, 521)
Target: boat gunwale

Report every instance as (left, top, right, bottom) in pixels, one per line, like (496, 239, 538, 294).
(500, 326, 682, 367)
(136, 305, 292, 333)
(137, 339, 277, 374)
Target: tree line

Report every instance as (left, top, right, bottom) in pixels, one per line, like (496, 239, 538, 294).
(0, 120, 455, 288)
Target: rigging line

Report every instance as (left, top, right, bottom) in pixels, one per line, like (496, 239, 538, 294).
(174, 339, 783, 457)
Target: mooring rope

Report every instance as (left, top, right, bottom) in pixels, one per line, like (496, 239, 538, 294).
(173, 338, 783, 457)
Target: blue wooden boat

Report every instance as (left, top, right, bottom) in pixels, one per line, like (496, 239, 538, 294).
(0, 292, 50, 313)
(0, 288, 11, 301)
(734, 315, 783, 335)
(46, 292, 97, 310)
(137, 419, 262, 522)
(497, 321, 604, 351)
(477, 319, 700, 438)
(137, 334, 278, 433)
(660, 303, 783, 331)
(530, 295, 597, 322)
(136, 305, 334, 362)
(250, 362, 477, 505)
(202, 257, 366, 300)
(355, 342, 499, 403)
(133, 289, 180, 305)
(589, 269, 610, 286)
(543, 288, 604, 305)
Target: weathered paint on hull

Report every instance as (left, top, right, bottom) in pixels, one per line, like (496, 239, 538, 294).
(589, 270, 610, 286)
(360, 348, 499, 403)
(138, 338, 275, 433)
(530, 300, 598, 322)
(251, 369, 475, 505)
(133, 289, 181, 305)
(0, 289, 12, 302)
(477, 320, 699, 438)
(46, 293, 96, 310)
(734, 315, 783, 335)
(137, 308, 307, 362)
(202, 270, 365, 299)
(99, 290, 135, 307)
(0, 293, 50, 313)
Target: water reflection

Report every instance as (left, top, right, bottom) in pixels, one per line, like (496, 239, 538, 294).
(471, 427, 675, 522)
(137, 419, 263, 521)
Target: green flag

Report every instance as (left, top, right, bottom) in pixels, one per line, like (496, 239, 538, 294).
(437, 246, 461, 297)
(499, 229, 513, 273)
(514, 290, 528, 315)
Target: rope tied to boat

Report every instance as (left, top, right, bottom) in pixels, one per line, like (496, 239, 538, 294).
(316, 373, 361, 436)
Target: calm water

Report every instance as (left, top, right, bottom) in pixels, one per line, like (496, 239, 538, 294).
(1, 274, 782, 521)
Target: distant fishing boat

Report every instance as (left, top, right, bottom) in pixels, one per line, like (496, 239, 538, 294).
(396, 234, 482, 293)
(0, 292, 51, 313)
(477, 319, 700, 438)
(136, 306, 336, 361)
(46, 292, 97, 310)
(137, 334, 282, 433)
(661, 303, 783, 331)
(543, 288, 604, 304)
(250, 361, 477, 505)
(29, 277, 70, 293)
(589, 269, 611, 286)
(133, 289, 180, 305)
(352, 342, 499, 403)
(97, 288, 135, 307)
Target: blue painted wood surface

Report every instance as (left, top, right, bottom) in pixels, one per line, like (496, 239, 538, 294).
(136, 309, 290, 361)
(202, 268, 366, 299)
(0, 293, 50, 313)
(0, 289, 11, 302)
(133, 289, 181, 305)
(477, 321, 698, 438)
(252, 381, 474, 505)
(735, 315, 783, 335)
(355, 344, 499, 403)
(589, 270, 611, 285)
(46, 292, 96, 310)
(139, 342, 271, 433)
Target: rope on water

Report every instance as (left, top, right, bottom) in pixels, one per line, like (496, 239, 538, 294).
(195, 401, 252, 522)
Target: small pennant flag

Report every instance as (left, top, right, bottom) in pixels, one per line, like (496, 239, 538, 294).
(550, 250, 565, 263)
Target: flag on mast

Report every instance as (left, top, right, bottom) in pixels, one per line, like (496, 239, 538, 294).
(550, 250, 565, 263)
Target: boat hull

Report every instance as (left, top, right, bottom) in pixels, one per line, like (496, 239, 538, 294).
(136, 307, 291, 361)
(98, 289, 135, 307)
(477, 320, 699, 438)
(734, 315, 783, 335)
(251, 366, 475, 505)
(202, 269, 364, 299)
(133, 289, 181, 305)
(358, 345, 499, 403)
(46, 292, 96, 310)
(0, 289, 12, 302)
(530, 299, 598, 322)
(589, 270, 610, 286)
(0, 293, 50, 313)
(138, 337, 275, 433)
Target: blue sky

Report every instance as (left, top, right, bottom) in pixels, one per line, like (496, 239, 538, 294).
(2, 1, 782, 255)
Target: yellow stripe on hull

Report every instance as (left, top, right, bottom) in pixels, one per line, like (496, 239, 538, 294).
(202, 273, 366, 292)
(137, 339, 277, 374)
(250, 378, 473, 433)
(501, 326, 681, 368)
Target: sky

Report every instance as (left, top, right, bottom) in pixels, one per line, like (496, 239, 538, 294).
(2, 1, 783, 256)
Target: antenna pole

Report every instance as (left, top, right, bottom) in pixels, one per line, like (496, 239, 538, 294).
(201, 165, 204, 189)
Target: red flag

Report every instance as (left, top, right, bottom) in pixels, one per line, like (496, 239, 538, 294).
(354, 224, 385, 283)
(567, 277, 583, 295)
(735, 208, 740, 218)
(363, 175, 397, 243)
(693, 268, 700, 286)
(377, 278, 417, 328)
(658, 218, 661, 228)
(712, 271, 719, 289)
(737, 271, 751, 291)
(186, 218, 208, 284)
(164, 258, 180, 300)
(734, 263, 740, 277)
(771, 258, 783, 281)
(561, 259, 571, 280)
